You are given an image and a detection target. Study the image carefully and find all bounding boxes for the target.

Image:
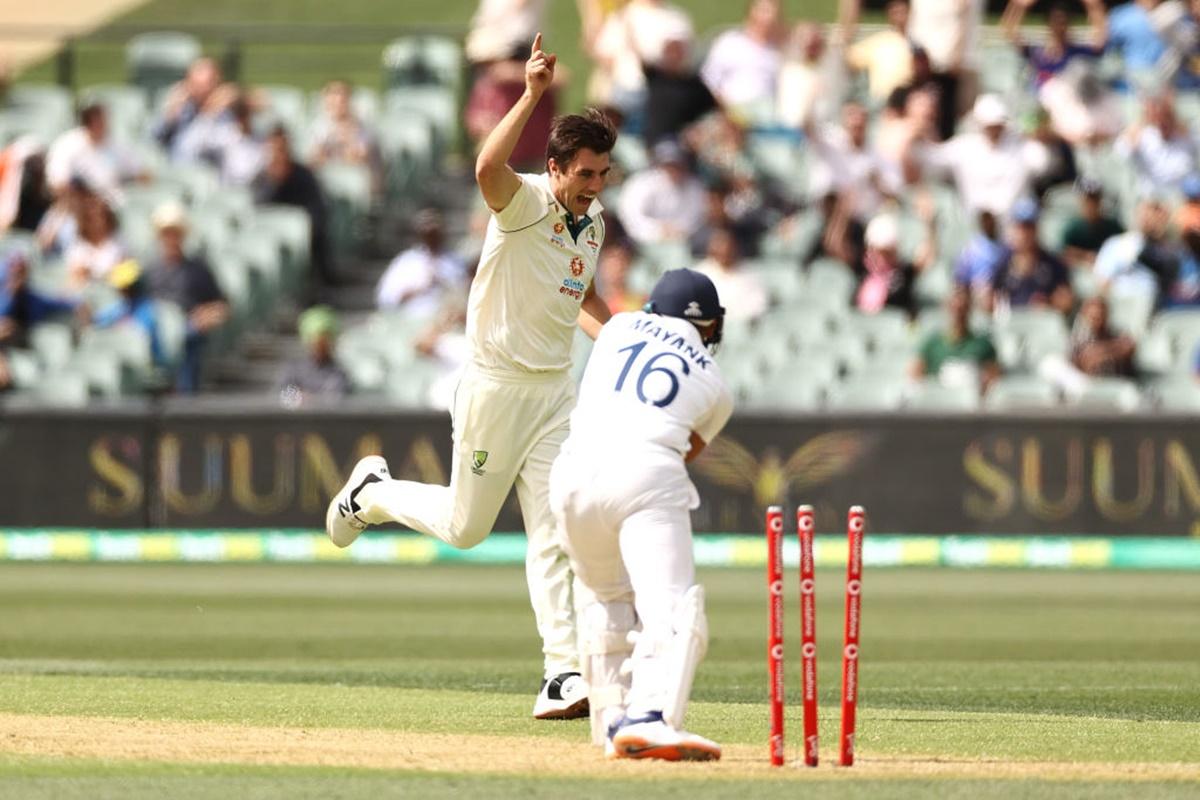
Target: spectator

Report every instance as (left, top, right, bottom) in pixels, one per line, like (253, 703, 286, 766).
(691, 179, 767, 259)
(842, 0, 915, 102)
(376, 209, 468, 317)
(618, 140, 706, 246)
(1093, 198, 1178, 302)
(891, 45, 958, 142)
(255, 126, 335, 288)
(465, 49, 558, 173)
(276, 305, 350, 404)
(45, 104, 143, 204)
(1002, 0, 1107, 88)
(777, 23, 844, 130)
(0, 251, 77, 349)
(0, 136, 48, 235)
(415, 298, 471, 410)
(36, 176, 91, 257)
(1115, 92, 1199, 195)
(920, 94, 1051, 216)
(94, 260, 165, 370)
(465, 0, 546, 66)
(584, 0, 695, 115)
(911, 285, 1000, 394)
(908, 0, 983, 119)
(955, 210, 1011, 303)
(1070, 296, 1137, 377)
(153, 57, 237, 163)
(596, 238, 645, 314)
(143, 202, 230, 393)
(309, 80, 383, 191)
(683, 110, 755, 181)
(66, 197, 126, 286)
(807, 102, 896, 222)
(642, 30, 717, 148)
(694, 227, 768, 322)
(802, 191, 866, 270)
(1107, 0, 1169, 86)
(215, 98, 266, 188)
(875, 83, 939, 185)
(1176, 173, 1200, 233)
(1039, 295, 1137, 397)
(1061, 177, 1125, 266)
(988, 199, 1073, 314)
(855, 208, 934, 319)
(700, 0, 785, 118)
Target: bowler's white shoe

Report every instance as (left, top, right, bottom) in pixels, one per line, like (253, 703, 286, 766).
(607, 711, 721, 762)
(532, 672, 589, 720)
(325, 456, 390, 548)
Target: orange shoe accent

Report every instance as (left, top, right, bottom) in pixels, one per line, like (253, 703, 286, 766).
(611, 735, 721, 762)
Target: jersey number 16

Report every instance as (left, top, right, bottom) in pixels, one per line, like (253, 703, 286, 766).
(613, 342, 690, 408)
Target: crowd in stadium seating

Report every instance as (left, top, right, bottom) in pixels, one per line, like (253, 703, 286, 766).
(5, 0, 1200, 411)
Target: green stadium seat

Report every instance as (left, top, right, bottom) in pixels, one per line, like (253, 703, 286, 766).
(249, 205, 312, 283)
(121, 182, 186, 216)
(78, 325, 152, 372)
(915, 263, 952, 306)
(209, 253, 254, 320)
(825, 375, 905, 411)
(339, 349, 388, 393)
(1153, 309, 1200, 354)
(29, 322, 74, 371)
(197, 186, 255, 224)
(34, 371, 89, 407)
(1107, 292, 1155, 337)
(1071, 266, 1100, 299)
(383, 36, 464, 91)
(4, 349, 41, 389)
(384, 86, 458, 152)
(226, 234, 284, 305)
(1068, 377, 1143, 412)
(385, 358, 442, 408)
(6, 84, 74, 135)
(906, 380, 980, 411)
(744, 371, 824, 411)
(126, 32, 202, 94)
(161, 162, 221, 204)
(1134, 327, 1172, 375)
(838, 309, 910, 350)
(319, 162, 374, 213)
(1152, 378, 1200, 412)
(807, 258, 856, 306)
(984, 376, 1059, 411)
(257, 85, 309, 138)
(70, 350, 124, 397)
(756, 268, 805, 306)
(612, 136, 649, 173)
(639, 241, 692, 274)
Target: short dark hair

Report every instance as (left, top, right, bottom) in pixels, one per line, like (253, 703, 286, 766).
(546, 108, 617, 169)
(80, 103, 105, 127)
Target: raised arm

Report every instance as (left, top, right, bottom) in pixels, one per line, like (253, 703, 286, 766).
(1083, 0, 1109, 50)
(1000, 0, 1032, 49)
(838, 0, 861, 51)
(475, 32, 556, 212)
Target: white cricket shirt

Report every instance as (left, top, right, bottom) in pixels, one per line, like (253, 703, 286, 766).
(563, 311, 733, 460)
(468, 172, 605, 373)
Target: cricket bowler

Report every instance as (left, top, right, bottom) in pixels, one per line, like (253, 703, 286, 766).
(549, 269, 733, 760)
(325, 33, 615, 719)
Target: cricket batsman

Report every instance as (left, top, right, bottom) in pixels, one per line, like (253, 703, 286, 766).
(549, 269, 733, 761)
(325, 33, 615, 720)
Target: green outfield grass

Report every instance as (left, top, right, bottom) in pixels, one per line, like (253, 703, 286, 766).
(0, 562, 1198, 798)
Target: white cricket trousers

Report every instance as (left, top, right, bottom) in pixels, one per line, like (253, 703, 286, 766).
(549, 448, 698, 714)
(357, 363, 579, 676)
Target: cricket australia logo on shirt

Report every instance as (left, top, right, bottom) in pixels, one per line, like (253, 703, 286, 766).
(471, 450, 489, 476)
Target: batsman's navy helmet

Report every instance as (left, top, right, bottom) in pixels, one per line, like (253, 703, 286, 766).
(644, 268, 725, 346)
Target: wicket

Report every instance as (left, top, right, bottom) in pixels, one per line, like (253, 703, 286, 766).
(766, 504, 866, 768)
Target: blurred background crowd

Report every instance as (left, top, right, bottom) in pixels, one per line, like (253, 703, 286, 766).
(3, 0, 1200, 412)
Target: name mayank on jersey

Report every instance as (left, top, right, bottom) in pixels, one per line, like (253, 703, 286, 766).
(628, 316, 713, 369)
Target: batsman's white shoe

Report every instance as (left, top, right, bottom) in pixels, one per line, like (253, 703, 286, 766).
(532, 672, 590, 720)
(325, 456, 390, 548)
(607, 711, 721, 762)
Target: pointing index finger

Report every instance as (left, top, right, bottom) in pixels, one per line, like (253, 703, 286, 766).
(531, 32, 542, 56)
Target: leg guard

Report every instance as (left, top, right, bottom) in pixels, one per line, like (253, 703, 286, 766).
(626, 585, 708, 730)
(661, 584, 708, 729)
(577, 599, 637, 745)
